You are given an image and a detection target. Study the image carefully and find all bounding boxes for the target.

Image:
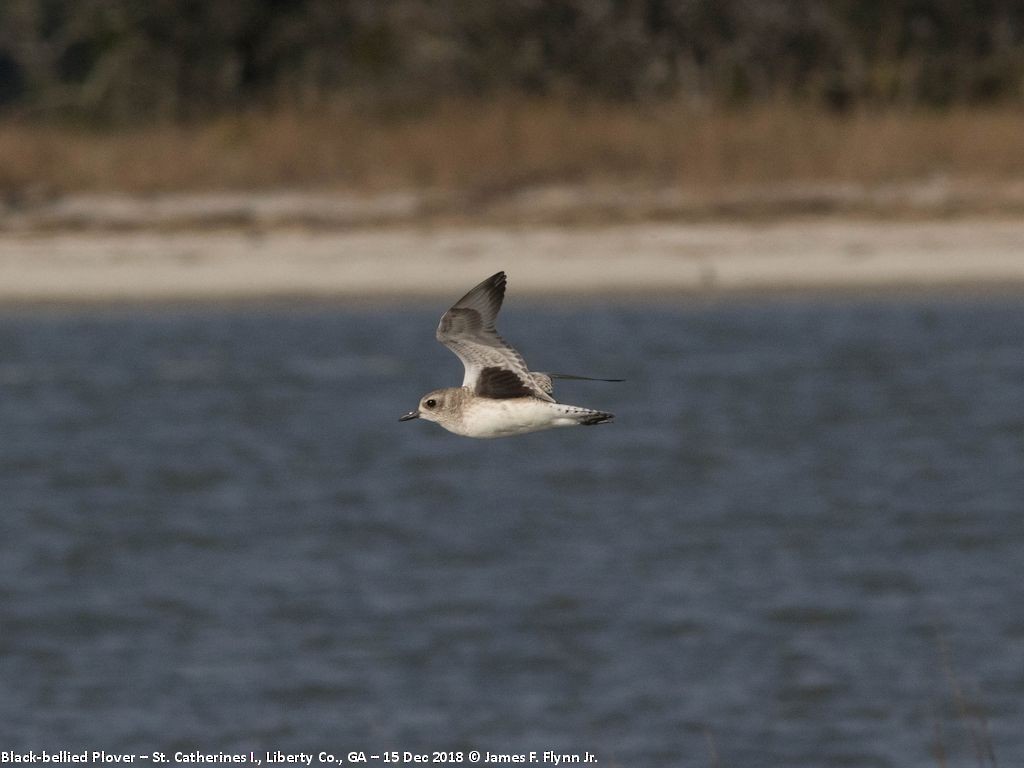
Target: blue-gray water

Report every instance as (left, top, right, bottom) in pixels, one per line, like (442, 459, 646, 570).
(1, 299, 1022, 767)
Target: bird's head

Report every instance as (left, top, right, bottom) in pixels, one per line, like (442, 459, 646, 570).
(399, 388, 454, 426)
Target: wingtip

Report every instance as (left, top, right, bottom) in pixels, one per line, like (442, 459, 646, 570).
(482, 270, 507, 307)
(548, 373, 626, 383)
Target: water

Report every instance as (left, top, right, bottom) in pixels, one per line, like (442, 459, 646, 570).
(1, 299, 1022, 767)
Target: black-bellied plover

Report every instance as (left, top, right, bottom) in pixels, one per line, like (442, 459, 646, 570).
(399, 271, 619, 438)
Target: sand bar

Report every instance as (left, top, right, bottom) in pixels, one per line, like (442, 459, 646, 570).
(2, 219, 1023, 304)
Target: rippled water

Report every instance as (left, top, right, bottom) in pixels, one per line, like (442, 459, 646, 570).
(1, 299, 1022, 767)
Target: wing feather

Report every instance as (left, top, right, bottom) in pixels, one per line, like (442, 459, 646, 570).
(435, 271, 553, 401)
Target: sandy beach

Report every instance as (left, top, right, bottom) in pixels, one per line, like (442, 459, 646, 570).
(2, 217, 1024, 304)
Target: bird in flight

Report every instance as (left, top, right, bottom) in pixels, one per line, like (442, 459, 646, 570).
(400, 271, 620, 438)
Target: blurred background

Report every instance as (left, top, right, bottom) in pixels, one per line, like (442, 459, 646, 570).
(1, 0, 1024, 209)
(1, 3, 1023, 768)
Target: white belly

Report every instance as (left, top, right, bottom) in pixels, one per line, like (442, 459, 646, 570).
(457, 398, 583, 438)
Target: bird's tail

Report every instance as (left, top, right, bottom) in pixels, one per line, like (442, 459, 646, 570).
(554, 403, 615, 426)
(577, 409, 614, 426)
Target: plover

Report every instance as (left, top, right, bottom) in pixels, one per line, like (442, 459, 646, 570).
(400, 271, 620, 438)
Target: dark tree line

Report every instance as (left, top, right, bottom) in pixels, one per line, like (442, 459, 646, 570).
(1, 0, 1023, 122)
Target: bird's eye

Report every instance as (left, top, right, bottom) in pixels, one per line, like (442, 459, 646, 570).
(425, 399, 437, 409)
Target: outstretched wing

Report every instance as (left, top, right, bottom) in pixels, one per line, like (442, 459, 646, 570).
(436, 271, 553, 401)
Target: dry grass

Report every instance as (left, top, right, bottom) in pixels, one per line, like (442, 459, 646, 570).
(2, 99, 1024, 197)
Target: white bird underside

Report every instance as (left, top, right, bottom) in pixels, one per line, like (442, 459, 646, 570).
(458, 398, 611, 438)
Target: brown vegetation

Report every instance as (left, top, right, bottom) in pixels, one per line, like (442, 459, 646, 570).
(3, 100, 1024, 200)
